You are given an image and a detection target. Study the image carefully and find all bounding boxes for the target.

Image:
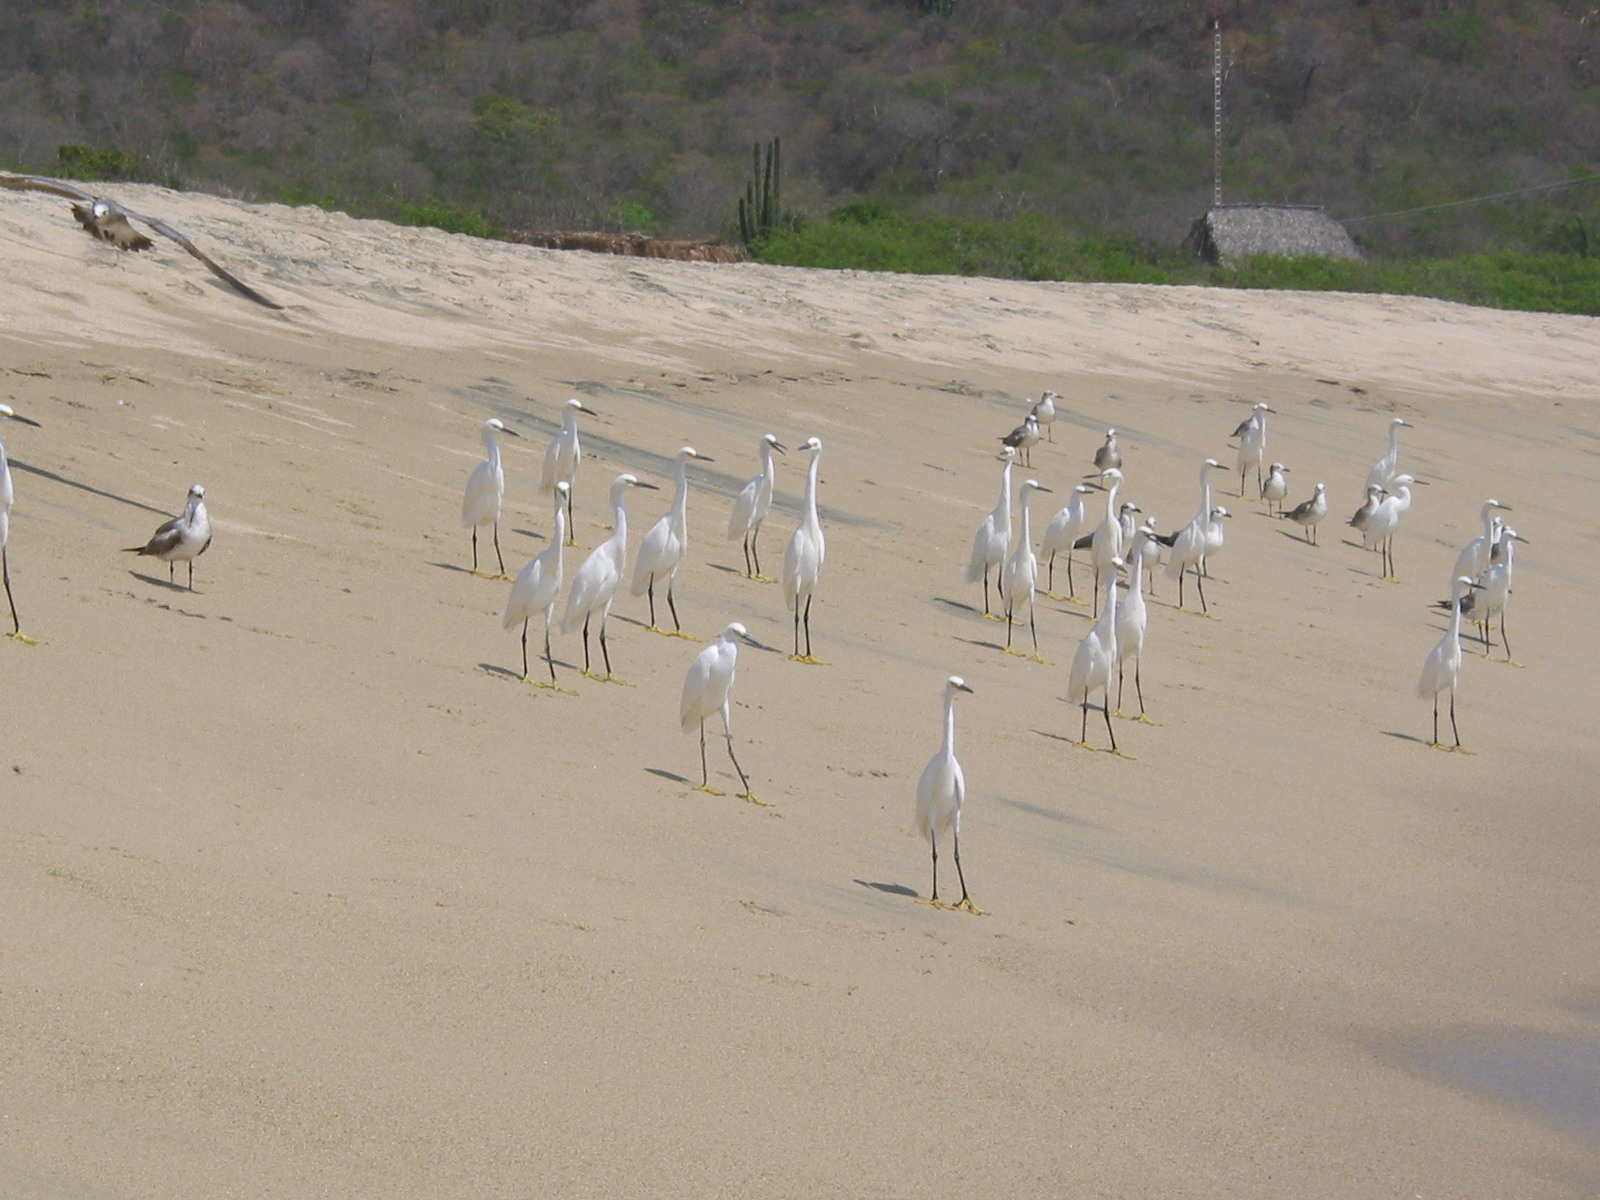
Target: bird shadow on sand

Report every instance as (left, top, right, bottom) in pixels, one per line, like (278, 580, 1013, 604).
(509, 527, 548, 544)
(707, 562, 743, 577)
(855, 879, 918, 898)
(933, 596, 982, 617)
(479, 660, 578, 683)
(12, 459, 171, 517)
(1381, 730, 1429, 746)
(645, 767, 692, 785)
(129, 571, 195, 593)
(954, 634, 1007, 653)
(428, 561, 476, 575)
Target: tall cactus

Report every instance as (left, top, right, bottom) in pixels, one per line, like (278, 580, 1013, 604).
(738, 136, 783, 245)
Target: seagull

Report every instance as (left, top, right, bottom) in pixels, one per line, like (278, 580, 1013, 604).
(1092, 428, 1121, 473)
(1348, 483, 1383, 535)
(1, 403, 43, 642)
(1, 174, 283, 309)
(1262, 462, 1290, 514)
(124, 484, 211, 590)
(1000, 413, 1041, 468)
(1030, 390, 1059, 441)
(1283, 482, 1328, 544)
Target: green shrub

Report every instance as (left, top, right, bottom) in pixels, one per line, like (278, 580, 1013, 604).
(397, 200, 502, 238)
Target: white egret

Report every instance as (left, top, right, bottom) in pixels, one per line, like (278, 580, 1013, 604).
(124, 484, 211, 590)
(561, 473, 658, 681)
(1284, 482, 1328, 544)
(1031, 390, 1059, 441)
(1068, 557, 1124, 752)
(1364, 474, 1419, 580)
(1451, 498, 1512, 583)
(1117, 500, 1142, 547)
(1164, 457, 1220, 612)
(1366, 416, 1413, 492)
(632, 445, 713, 638)
(1, 404, 42, 642)
(1001, 479, 1052, 659)
(1114, 521, 1158, 722)
(1000, 412, 1041, 468)
(1232, 402, 1274, 497)
(782, 437, 826, 663)
(502, 481, 570, 689)
(963, 446, 1015, 618)
(915, 675, 982, 914)
(461, 417, 519, 577)
(1085, 467, 1124, 616)
(1040, 483, 1093, 602)
(1460, 527, 1527, 661)
(727, 433, 785, 580)
(680, 621, 763, 803)
(1093, 428, 1121, 473)
(1417, 576, 1483, 751)
(541, 398, 598, 542)
(1262, 462, 1290, 514)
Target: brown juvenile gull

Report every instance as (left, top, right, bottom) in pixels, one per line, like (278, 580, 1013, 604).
(1, 174, 283, 309)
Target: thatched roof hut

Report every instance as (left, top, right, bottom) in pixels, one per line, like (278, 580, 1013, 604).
(1185, 204, 1360, 264)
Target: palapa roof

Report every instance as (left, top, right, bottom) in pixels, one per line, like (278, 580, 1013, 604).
(1185, 204, 1361, 264)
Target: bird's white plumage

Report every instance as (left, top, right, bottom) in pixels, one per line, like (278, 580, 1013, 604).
(563, 473, 647, 640)
(727, 434, 783, 548)
(541, 398, 595, 497)
(1366, 417, 1412, 492)
(632, 446, 706, 603)
(462, 418, 510, 529)
(1451, 498, 1512, 583)
(782, 438, 825, 612)
(965, 447, 1015, 592)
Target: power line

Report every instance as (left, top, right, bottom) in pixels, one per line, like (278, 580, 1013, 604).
(1342, 174, 1600, 225)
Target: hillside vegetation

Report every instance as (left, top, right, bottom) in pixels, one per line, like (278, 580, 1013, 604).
(4, 1, 1600, 278)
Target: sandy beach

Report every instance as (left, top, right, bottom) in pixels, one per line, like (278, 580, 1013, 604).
(2, 181, 1597, 1198)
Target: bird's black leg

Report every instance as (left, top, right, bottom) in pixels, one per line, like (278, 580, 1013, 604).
(953, 828, 971, 906)
(1080, 698, 1089, 744)
(1101, 686, 1117, 751)
(723, 707, 752, 797)
(929, 834, 940, 906)
(646, 578, 658, 628)
(742, 536, 754, 578)
(792, 605, 801, 657)
(520, 619, 530, 678)
(1196, 567, 1208, 614)
(1117, 661, 1125, 712)
(750, 534, 762, 579)
(698, 722, 710, 787)
(1004, 600, 1015, 651)
(802, 595, 812, 659)
(544, 623, 558, 684)
(1134, 659, 1145, 718)
(471, 528, 479, 574)
(1431, 694, 1440, 746)
(564, 491, 576, 544)
(982, 567, 991, 616)
(1028, 603, 1038, 655)
(598, 619, 612, 677)
(1046, 552, 1055, 594)
(580, 615, 593, 674)
(666, 583, 681, 633)
(3, 547, 19, 634)
(1449, 691, 1461, 748)
(1499, 614, 1511, 661)
(492, 522, 505, 576)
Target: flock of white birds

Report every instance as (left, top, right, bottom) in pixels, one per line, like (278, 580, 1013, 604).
(0, 385, 1524, 916)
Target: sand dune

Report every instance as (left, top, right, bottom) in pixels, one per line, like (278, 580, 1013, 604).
(2, 180, 1598, 1198)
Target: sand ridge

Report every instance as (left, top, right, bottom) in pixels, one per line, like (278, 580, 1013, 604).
(2, 181, 1598, 1198)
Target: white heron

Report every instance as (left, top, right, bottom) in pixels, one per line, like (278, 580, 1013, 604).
(1366, 416, 1413, 492)
(1116, 523, 1156, 721)
(561, 473, 658, 681)
(1031, 390, 1059, 441)
(1364, 474, 1419, 580)
(1117, 500, 1142, 547)
(1085, 467, 1124, 616)
(964, 446, 1015, 618)
(1040, 482, 1093, 602)
(632, 445, 713, 638)
(502, 481, 570, 688)
(124, 484, 211, 590)
(1164, 457, 1220, 612)
(1284, 482, 1328, 544)
(461, 417, 519, 577)
(1451, 498, 1512, 583)
(1232, 402, 1274, 497)
(1, 404, 42, 642)
(1460, 526, 1528, 661)
(1417, 576, 1484, 751)
(782, 437, 826, 663)
(727, 433, 785, 580)
(1262, 462, 1290, 514)
(1000, 412, 1041, 468)
(680, 621, 763, 803)
(1093, 428, 1121, 473)
(1068, 556, 1124, 752)
(541, 398, 598, 542)
(915, 675, 982, 914)
(1001, 479, 1052, 659)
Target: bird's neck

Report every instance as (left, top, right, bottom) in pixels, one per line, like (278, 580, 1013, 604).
(804, 454, 821, 518)
(942, 694, 957, 757)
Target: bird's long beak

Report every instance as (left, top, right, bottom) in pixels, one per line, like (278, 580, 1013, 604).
(772, 442, 787, 454)
(956, 682, 974, 694)
(5, 413, 42, 427)
(501, 426, 521, 437)
(634, 480, 661, 490)
(579, 404, 599, 416)
(695, 453, 715, 463)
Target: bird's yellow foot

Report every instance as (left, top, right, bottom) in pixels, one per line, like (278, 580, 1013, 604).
(1073, 741, 1096, 751)
(1135, 714, 1161, 726)
(693, 784, 726, 797)
(916, 897, 954, 910)
(740, 792, 773, 807)
(1042, 591, 1068, 602)
(470, 569, 491, 578)
(523, 676, 578, 695)
(1427, 742, 1451, 752)
(599, 674, 633, 686)
(6, 631, 41, 645)
(788, 654, 827, 665)
(1003, 646, 1025, 657)
(750, 574, 775, 584)
(1028, 654, 1051, 665)
(1109, 748, 1137, 760)
(495, 573, 513, 582)
(1454, 746, 1476, 756)
(955, 898, 989, 916)
(666, 630, 699, 641)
